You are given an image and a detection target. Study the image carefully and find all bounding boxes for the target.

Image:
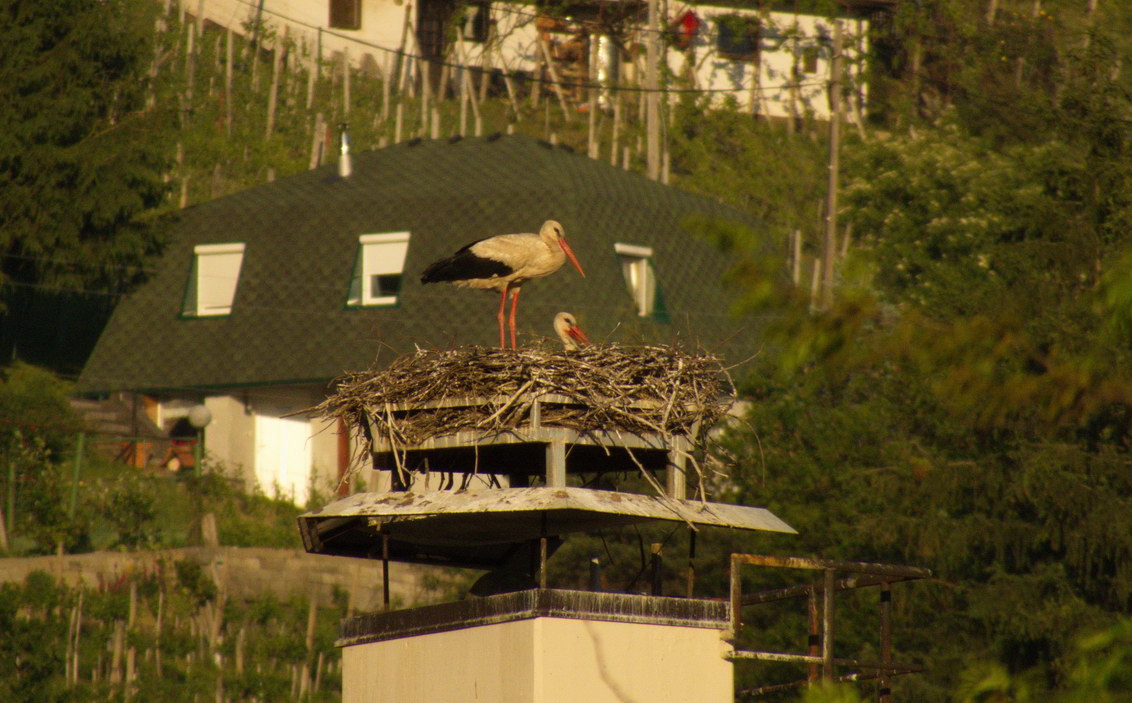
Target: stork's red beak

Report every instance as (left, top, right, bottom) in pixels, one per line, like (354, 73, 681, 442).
(567, 324, 591, 345)
(558, 238, 586, 277)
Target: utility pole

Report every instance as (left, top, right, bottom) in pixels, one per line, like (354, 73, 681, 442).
(821, 20, 843, 309)
(645, 0, 661, 181)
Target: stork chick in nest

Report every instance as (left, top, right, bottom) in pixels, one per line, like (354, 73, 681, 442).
(420, 220, 586, 349)
(553, 312, 591, 350)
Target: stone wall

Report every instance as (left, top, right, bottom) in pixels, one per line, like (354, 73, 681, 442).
(0, 546, 442, 613)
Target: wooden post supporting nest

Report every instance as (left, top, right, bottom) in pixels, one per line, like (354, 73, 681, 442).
(650, 543, 663, 596)
(382, 530, 391, 611)
(539, 512, 548, 589)
(666, 435, 688, 500)
(685, 530, 696, 598)
(545, 440, 566, 487)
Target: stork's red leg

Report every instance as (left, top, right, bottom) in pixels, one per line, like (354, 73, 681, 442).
(509, 287, 521, 349)
(497, 285, 509, 349)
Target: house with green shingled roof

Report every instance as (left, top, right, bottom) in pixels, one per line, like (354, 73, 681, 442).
(77, 134, 770, 504)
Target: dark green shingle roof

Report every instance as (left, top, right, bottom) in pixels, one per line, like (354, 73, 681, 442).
(78, 135, 767, 394)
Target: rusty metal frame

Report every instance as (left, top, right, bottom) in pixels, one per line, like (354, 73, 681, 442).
(727, 554, 930, 701)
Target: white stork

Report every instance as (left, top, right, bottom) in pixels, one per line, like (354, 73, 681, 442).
(553, 312, 591, 350)
(420, 220, 586, 349)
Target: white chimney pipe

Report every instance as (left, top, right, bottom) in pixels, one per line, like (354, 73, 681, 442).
(338, 123, 352, 178)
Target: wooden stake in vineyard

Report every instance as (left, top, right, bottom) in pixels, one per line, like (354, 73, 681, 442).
(225, 26, 234, 136)
(610, 90, 622, 166)
(395, 0, 412, 91)
(459, 35, 484, 136)
(380, 52, 392, 124)
(307, 37, 318, 110)
(182, 20, 196, 127)
(820, 21, 843, 309)
(588, 33, 598, 158)
(310, 112, 327, 168)
(265, 26, 288, 138)
(343, 45, 352, 118)
(537, 37, 572, 121)
(493, 38, 522, 122)
(645, 0, 660, 180)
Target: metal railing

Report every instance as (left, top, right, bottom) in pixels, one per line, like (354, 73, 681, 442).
(727, 554, 931, 701)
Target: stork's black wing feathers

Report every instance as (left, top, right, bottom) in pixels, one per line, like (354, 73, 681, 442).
(420, 242, 513, 284)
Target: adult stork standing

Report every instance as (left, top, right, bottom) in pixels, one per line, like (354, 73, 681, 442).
(553, 312, 591, 350)
(420, 220, 586, 349)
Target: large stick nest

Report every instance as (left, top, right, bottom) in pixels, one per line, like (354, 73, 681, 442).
(315, 344, 736, 457)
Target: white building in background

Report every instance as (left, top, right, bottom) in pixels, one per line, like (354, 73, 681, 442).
(664, 4, 870, 122)
(187, 0, 873, 123)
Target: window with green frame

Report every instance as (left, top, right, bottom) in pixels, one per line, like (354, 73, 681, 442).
(347, 232, 410, 306)
(614, 243, 669, 322)
(182, 242, 246, 317)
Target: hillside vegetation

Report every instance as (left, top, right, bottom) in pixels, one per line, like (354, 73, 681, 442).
(4, 0, 1132, 700)
(2, 568, 344, 702)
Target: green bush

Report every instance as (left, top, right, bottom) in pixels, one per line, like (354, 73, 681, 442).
(174, 559, 217, 605)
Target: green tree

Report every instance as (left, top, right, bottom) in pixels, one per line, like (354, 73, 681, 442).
(0, 0, 171, 300)
(0, 363, 87, 552)
(696, 6, 1132, 700)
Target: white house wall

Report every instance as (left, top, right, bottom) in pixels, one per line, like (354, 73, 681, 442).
(187, 0, 867, 122)
(254, 411, 311, 504)
(309, 414, 346, 498)
(203, 394, 256, 481)
(192, 0, 410, 77)
(665, 6, 868, 121)
(191, 388, 342, 506)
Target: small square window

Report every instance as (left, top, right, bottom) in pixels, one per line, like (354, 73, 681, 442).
(716, 15, 760, 61)
(802, 45, 820, 74)
(329, 0, 361, 30)
(183, 243, 245, 317)
(462, 2, 491, 43)
(372, 273, 403, 298)
(348, 232, 410, 306)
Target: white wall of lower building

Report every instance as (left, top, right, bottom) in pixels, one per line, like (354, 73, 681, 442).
(203, 394, 256, 479)
(253, 408, 313, 504)
(160, 387, 350, 506)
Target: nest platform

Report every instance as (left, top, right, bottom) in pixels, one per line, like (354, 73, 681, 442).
(315, 345, 735, 499)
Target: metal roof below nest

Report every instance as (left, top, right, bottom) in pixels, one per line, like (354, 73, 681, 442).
(298, 487, 795, 570)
